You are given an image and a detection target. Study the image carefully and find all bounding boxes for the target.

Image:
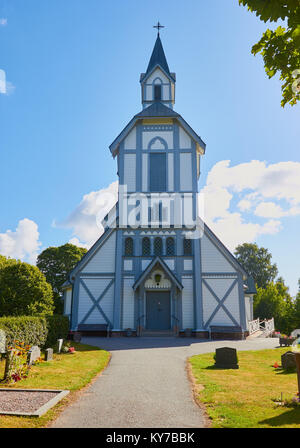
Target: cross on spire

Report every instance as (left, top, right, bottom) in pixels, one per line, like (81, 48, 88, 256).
(153, 21, 165, 36)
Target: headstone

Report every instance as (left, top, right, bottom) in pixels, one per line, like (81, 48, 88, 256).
(281, 351, 296, 370)
(73, 332, 82, 343)
(214, 347, 239, 369)
(45, 348, 53, 362)
(27, 345, 41, 365)
(0, 329, 6, 354)
(57, 339, 63, 353)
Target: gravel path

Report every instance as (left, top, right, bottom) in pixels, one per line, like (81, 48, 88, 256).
(51, 336, 279, 428)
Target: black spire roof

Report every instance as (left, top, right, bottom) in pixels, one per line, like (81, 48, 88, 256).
(146, 34, 170, 76)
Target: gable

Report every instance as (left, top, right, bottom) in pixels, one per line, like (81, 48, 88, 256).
(81, 231, 116, 274)
(201, 233, 237, 273)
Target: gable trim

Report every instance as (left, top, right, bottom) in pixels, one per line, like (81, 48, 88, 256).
(133, 256, 183, 291)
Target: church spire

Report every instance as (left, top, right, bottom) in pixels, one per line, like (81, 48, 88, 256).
(145, 33, 170, 78)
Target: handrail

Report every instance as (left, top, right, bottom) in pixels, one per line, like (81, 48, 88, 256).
(137, 315, 145, 336)
(171, 315, 180, 337)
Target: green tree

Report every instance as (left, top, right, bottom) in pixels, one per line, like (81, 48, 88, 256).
(36, 243, 87, 313)
(239, 0, 300, 106)
(234, 243, 278, 288)
(254, 278, 294, 333)
(0, 261, 54, 316)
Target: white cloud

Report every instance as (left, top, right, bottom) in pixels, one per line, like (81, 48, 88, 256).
(0, 69, 15, 95)
(56, 181, 118, 248)
(0, 218, 41, 264)
(200, 160, 300, 251)
(0, 18, 7, 26)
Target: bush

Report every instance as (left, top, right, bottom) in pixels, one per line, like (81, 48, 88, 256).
(44, 315, 70, 347)
(0, 261, 54, 316)
(0, 315, 69, 348)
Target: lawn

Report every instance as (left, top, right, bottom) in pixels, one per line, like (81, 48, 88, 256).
(0, 342, 110, 428)
(189, 348, 300, 428)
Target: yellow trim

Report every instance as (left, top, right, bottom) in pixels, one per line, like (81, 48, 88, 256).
(142, 119, 173, 125)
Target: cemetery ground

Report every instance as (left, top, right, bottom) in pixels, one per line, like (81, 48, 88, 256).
(189, 347, 300, 428)
(0, 342, 110, 428)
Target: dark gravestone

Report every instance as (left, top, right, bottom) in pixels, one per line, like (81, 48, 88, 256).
(215, 347, 239, 369)
(0, 330, 6, 354)
(27, 345, 41, 366)
(45, 348, 53, 362)
(281, 351, 296, 370)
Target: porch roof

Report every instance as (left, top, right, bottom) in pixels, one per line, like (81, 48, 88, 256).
(133, 256, 183, 291)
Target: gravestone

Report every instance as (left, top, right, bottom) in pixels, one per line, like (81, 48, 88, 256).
(45, 348, 53, 362)
(215, 347, 239, 369)
(0, 330, 6, 354)
(57, 339, 63, 353)
(281, 351, 296, 370)
(27, 345, 41, 365)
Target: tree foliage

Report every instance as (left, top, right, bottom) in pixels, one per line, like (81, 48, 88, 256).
(234, 242, 278, 288)
(0, 261, 54, 317)
(254, 279, 294, 333)
(239, 0, 300, 106)
(36, 244, 87, 313)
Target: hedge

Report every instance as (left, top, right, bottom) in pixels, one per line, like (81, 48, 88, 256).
(0, 315, 69, 349)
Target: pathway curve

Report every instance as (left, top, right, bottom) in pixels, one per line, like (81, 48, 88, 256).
(51, 336, 278, 428)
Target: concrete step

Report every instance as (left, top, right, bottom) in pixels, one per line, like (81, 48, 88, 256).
(142, 330, 175, 337)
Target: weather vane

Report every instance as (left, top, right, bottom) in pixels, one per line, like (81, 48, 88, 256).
(153, 21, 165, 36)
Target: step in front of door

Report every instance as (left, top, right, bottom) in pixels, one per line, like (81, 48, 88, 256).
(141, 330, 175, 337)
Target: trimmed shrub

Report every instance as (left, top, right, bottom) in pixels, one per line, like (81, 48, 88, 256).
(0, 315, 69, 348)
(44, 315, 70, 347)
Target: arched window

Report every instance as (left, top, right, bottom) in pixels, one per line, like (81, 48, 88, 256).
(183, 238, 192, 256)
(154, 84, 162, 100)
(124, 237, 134, 256)
(154, 237, 163, 256)
(142, 237, 151, 256)
(166, 237, 175, 256)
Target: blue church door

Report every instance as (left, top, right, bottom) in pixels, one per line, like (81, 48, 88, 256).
(146, 292, 171, 330)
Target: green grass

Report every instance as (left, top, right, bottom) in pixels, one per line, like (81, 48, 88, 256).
(0, 342, 110, 428)
(189, 348, 300, 428)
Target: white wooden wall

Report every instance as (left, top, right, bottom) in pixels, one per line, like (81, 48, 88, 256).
(201, 234, 235, 273)
(202, 277, 240, 327)
(122, 277, 135, 329)
(78, 277, 114, 325)
(64, 288, 72, 315)
(82, 231, 116, 273)
(181, 276, 194, 329)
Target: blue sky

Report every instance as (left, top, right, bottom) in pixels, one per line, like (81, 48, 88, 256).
(0, 1, 299, 295)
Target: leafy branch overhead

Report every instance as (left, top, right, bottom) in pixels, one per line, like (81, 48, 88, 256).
(239, 0, 300, 106)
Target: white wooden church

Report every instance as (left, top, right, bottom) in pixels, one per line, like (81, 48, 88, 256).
(63, 30, 256, 339)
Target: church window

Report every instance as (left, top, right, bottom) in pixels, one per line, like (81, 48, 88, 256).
(154, 237, 163, 256)
(154, 84, 162, 100)
(124, 237, 134, 256)
(166, 237, 175, 256)
(142, 237, 151, 256)
(149, 153, 166, 192)
(183, 238, 192, 256)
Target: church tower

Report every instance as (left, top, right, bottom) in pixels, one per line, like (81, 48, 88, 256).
(63, 29, 255, 339)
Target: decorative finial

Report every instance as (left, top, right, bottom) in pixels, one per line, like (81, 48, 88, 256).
(153, 21, 165, 36)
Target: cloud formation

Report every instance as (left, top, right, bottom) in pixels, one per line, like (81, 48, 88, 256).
(0, 18, 7, 26)
(200, 160, 300, 250)
(56, 181, 118, 248)
(0, 218, 41, 264)
(0, 69, 15, 95)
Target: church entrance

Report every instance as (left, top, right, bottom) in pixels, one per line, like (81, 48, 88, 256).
(146, 291, 171, 330)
